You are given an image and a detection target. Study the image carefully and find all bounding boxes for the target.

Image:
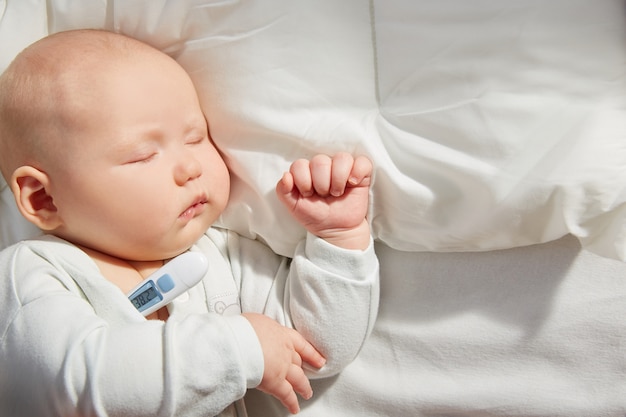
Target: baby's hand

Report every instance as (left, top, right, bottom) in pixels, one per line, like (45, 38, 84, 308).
(243, 313, 326, 414)
(276, 153, 373, 250)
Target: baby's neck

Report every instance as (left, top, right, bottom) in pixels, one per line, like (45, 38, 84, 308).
(78, 245, 165, 295)
(79, 245, 170, 320)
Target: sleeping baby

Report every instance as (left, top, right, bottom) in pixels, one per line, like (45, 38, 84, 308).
(0, 29, 379, 417)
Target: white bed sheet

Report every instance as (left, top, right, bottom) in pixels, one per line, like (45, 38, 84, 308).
(1, 1, 625, 415)
(249, 235, 626, 417)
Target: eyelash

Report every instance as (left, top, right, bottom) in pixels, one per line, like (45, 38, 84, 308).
(186, 136, 206, 145)
(127, 153, 157, 164)
(124, 136, 205, 164)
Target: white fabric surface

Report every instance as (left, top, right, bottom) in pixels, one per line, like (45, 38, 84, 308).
(1, 1, 625, 415)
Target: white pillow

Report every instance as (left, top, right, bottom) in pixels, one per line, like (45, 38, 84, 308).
(178, 0, 626, 259)
(1, 0, 626, 261)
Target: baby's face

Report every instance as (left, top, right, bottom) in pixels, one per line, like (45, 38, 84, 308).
(48, 55, 230, 260)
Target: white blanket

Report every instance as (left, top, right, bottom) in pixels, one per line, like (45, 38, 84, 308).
(1, 1, 625, 415)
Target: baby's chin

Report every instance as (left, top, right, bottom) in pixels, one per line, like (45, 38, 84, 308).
(113, 236, 202, 262)
(149, 241, 199, 261)
(111, 218, 212, 261)
(160, 226, 209, 259)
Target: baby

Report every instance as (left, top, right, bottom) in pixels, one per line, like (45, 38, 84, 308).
(0, 29, 379, 417)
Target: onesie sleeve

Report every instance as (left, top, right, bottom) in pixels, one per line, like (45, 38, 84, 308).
(233, 231, 380, 378)
(0, 239, 263, 417)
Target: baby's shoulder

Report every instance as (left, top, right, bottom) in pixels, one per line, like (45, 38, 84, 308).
(0, 235, 97, 296)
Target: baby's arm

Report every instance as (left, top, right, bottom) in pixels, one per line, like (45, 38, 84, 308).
(276, 152, 372, 250)
(232, 154, 377, 410)
(270, 153, 379, 374)
(1, 247, 258, 416)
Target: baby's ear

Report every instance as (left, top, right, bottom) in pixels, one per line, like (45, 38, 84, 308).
(10, 166, 62, 231)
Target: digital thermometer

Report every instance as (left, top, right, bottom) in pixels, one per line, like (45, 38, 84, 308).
(127, 251, 209, 316)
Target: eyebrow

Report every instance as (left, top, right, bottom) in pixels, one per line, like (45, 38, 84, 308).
(185, 115, 209, 134)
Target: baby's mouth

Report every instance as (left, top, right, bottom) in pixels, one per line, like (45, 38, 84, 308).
(179, 196, 208, 219)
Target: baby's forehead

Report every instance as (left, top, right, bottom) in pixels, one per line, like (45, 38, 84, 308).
(22, 30, 158, 80)
(23, 34, 156, 106)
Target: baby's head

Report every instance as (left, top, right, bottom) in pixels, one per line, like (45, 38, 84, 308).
(0, 29, 230, 260)
(0, 30, 146, 181)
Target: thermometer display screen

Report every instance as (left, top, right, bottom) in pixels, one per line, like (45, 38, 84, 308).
(129, 282, 161, 310)
(126, 251, 208, 316)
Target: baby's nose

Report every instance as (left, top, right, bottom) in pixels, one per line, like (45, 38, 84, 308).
(174, 153, 202, 185)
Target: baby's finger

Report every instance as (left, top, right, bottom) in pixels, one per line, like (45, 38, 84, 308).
(287, 362, 313, 401)
(275, 172, 297, 211)
(348, 155, 373, 187)
(270, 380, 301, 415)
(276, 171, 294, 196)
(292, 349, 303, 367)
(292, 333, 326, 370)
(310, 154, 332, 196)
(330, 152, 354, 197)
(290, 159, 313, 197)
